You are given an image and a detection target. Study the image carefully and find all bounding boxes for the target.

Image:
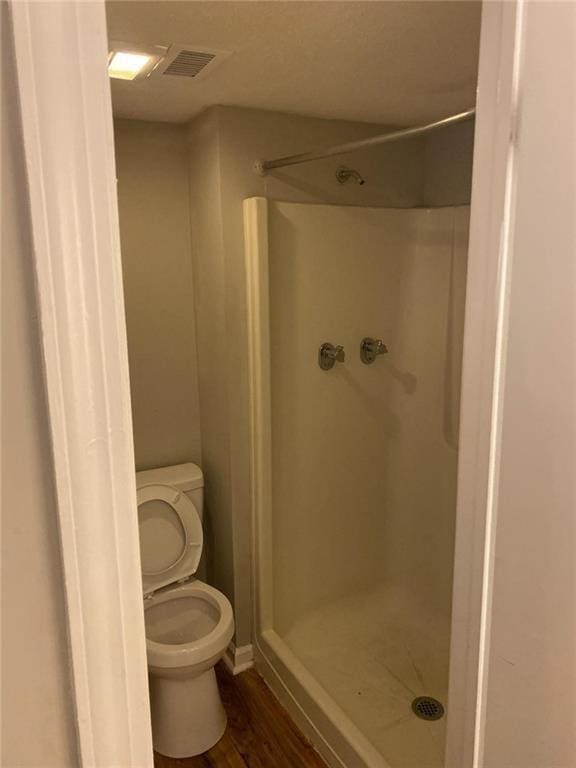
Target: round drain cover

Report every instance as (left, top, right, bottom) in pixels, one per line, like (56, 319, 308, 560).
(412, 696, 445, 721)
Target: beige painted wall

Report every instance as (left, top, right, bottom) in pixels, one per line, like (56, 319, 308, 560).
(423, 121, 475, 207)
(114, 119, 201, 472)
(1, 8, 77, 764)
(187, 105, 474, 647)
(186, 109, 236, 605)
(482, 2, 576, 765)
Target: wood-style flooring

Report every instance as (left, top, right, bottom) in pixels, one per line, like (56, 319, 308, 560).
(153, 664, 328, 768)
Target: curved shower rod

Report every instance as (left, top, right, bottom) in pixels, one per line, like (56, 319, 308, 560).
(254, 107, 476, 176)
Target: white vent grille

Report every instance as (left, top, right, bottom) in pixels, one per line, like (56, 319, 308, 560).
(162, 49, 216, 78)
(150, 44, 231, 82)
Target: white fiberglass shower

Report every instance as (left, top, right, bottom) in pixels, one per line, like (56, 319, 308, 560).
(246, 197, 469, 768)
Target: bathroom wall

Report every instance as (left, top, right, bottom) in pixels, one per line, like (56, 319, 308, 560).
(187, 105, 475, 648)
(1, 8, 77, 764)
(114, 119, 202, 471)
(186, 109, 237, 610)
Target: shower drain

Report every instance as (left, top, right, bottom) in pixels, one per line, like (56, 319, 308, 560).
(411, 696, 445, 721)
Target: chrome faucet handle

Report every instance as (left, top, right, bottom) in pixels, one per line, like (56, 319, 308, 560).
(360, 337, 388, 365)
(331, 344, 345, 362)
(319, 342, 345, 370)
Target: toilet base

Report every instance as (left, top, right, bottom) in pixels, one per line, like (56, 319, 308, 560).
(149, 666, 227, 758)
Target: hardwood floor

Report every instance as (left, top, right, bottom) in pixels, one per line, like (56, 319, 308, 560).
(153, 664, 328, 768)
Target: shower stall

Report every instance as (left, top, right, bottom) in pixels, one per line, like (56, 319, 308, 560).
(246, 194, 470, 768)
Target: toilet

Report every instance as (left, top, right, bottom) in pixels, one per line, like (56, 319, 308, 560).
(136, 463, 234, 758)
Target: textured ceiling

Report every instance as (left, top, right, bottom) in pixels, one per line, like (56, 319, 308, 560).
(106, 1, 481, 126)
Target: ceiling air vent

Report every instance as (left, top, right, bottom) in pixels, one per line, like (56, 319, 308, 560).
(163, 50, 215, 78)
(153, 44, 231, 81)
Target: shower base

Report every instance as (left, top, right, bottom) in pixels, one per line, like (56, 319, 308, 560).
(256, 583, 449, 768)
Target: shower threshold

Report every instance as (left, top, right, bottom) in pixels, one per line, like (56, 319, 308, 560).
(255, 584, 449, 768)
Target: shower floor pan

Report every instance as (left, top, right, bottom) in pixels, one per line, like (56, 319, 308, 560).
(255, 583, 449, 768)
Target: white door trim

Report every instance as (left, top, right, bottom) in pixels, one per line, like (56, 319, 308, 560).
(8, 2, 153, 766)
(447, 2, 524, 766)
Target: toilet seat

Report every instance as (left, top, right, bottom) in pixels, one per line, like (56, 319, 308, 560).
(137, 483, 203, 596)
(145, 581, 234, 669)
(136, 481, 234, 668)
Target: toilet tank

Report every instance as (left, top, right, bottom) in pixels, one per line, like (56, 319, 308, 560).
(135, 463, 204, 521)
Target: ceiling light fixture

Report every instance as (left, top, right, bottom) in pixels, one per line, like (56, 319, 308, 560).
(108, 41, 168, 81)
(108, 52, 151, 80)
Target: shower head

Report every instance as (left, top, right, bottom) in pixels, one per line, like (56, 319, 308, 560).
(336, 165, 366, 186)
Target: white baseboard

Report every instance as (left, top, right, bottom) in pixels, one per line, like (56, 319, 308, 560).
(223, 641, 254, 675)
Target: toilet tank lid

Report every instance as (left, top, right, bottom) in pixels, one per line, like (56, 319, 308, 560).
(136, 463, 203, 492)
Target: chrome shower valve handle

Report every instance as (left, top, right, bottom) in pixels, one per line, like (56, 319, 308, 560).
(318, 342, 345, 370)
(360, 337, 388, 364)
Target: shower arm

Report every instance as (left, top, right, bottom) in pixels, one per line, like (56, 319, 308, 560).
(254, 108, 476, 176)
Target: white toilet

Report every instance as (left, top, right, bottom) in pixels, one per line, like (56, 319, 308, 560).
(136, 463, 234, 758)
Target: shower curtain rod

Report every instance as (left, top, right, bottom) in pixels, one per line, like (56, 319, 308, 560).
(254, 107, 476, 175)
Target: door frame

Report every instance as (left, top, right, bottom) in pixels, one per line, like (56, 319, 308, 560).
(7, 0, 522, 765)
(8, 2, 153, 766)
(446, 2, 525, 766)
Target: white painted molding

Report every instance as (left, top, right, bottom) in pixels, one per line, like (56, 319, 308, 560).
(446, 2, 523, 767)
(223, 642, 255, 676)
(8, 2, 153, 766)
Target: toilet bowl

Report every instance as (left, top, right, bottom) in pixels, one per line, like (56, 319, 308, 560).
(145, 581, 234, 757)
(136, 464, 235, 758)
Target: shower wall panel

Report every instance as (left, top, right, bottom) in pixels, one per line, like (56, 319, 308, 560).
(267, 201, 469, 638)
